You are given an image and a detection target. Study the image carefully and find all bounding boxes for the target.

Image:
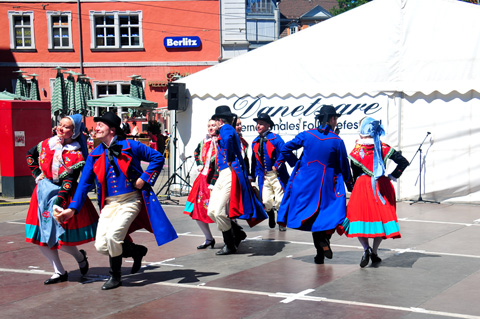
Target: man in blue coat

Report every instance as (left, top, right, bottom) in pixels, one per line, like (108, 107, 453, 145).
(277, 105, 353, 264)
(250, 113, 296, 231)
(207, 106, 267, 255)
(55, 112, 177, 289)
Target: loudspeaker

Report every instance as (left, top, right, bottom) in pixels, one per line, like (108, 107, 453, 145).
(167, 82, 187, 111)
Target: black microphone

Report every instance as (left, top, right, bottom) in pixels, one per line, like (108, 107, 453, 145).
(185, 155, 192, 159)
(427, 132, 431, 135)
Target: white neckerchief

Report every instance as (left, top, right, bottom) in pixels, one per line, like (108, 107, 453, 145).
(356, 138, 374, 145)
(201, 134, 216, 176)
(48, 136, 80, 182)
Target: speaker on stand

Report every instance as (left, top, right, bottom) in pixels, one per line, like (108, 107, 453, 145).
(158, 82, 189, 204)
(167, 82, 187, 111)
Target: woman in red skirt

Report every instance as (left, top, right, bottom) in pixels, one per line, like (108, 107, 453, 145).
(183, 119, 218, 249)
(25, 114, 98, 284)
(338, 117, 409, 267)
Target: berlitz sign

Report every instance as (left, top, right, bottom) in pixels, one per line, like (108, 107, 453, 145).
(164, 36, 201, 49)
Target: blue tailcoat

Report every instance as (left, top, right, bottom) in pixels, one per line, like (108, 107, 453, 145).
(277, 128, 352, 232)
(216, 124, 267, 226)
(69, 138, 178, 246)
(251, 132, 296, 197)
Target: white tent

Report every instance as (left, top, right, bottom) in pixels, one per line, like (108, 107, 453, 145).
(174, 0, 480, 203)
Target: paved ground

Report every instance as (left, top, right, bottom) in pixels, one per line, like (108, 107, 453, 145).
(1, 193, 479, 319)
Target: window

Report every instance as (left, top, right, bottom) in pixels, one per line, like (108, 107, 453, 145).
(47, 11, 73, 50)
(289, 24, 299, 35)
(95, 82, 130, 98)
(90, 11, 143, 49)
(8, 11, 35, 49)
(93, 81, 132, 116)
(246, 0, 275, 14)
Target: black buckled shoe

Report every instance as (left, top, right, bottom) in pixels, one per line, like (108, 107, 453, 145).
(44, 271, 68, 285)
(197, 239, 215, 249)
(371, 252, 382, 264)
(78, 249, 89, 276)
(102, 272, 122, 290)
(215, 244, 237, 255)
(360, 248, 371, 268)
(314, 254, 325, 264)
(322, 239, 333, 259)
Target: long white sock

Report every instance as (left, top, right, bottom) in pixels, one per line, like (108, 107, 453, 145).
(196, 220, 214, 242)
(358, 237, 370, 251)
(39, 245, 65, 277)
(61, 245, 86, 268)
(372, 238, 383, 254)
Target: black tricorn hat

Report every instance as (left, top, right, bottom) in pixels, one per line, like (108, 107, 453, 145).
(211, 105, 236, 120)
(315, 105, 342, 120)
(94, 111, 122, 131)
(253, 113, 274, 127)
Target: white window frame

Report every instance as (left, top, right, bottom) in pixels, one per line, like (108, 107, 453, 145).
(8, 11, 36, 50)
(289, 24, 299, 35)
(89, 11, 143, 50)
(93, 81, 131, 115)
(46, 11, 73, 50)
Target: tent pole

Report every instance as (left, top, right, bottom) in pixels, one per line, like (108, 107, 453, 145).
(395, 91, 404, 199)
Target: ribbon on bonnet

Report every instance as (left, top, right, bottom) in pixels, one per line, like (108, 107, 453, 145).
(359, 117, 386, 205)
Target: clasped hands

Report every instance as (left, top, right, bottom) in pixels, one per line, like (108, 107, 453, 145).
(54, 177, 146, 224)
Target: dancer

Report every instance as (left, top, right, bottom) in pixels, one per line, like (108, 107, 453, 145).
(277, 105, 353, 264)
(235, 117, 250, 175)
(55, 112, 177, 290)
(251, 113, 296, 231)
(337, 117, 409, 267)
(207, 106, 267, 255)
(184, 119, 218, 249)
(25, 114, 98, 284)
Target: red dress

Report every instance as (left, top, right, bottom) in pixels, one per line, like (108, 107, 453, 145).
(183, 137, 217, 223)
(25, 138, 99, 248)
(337, 140, 401, 239)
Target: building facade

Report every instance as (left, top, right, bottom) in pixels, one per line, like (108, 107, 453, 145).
(0, 0, 221, 128)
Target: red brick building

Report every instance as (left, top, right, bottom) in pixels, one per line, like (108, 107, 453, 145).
(0, 0, 220, 129)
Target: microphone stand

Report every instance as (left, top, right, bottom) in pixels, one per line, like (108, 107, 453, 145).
(409, 132, 440, 205)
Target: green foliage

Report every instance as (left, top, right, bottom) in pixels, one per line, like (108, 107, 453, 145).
(330, 0, 372, 16)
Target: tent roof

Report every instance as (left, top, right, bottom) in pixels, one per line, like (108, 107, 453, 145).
(179, 0, 480, 99)
(87, 95, 157, 108)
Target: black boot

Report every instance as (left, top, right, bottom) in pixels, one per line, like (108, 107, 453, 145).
(312, 231, 333, 260)
(123, 242, 148, 274)
(102, 255, 122, 290)
(267, 209, 276, 228)
(216, 229, 237, 255)
(231, 221, 247, 248)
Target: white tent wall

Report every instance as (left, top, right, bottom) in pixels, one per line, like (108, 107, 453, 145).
(398, 91, 480, 203)
(176, 91, 480, 203)
(172, 0, 480, 203)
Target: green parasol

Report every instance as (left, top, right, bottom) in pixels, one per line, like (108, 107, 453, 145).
(28, 73, 41, 101)
(51, 66, 67, 116)
(13, 70, 28, 97)
(128, 75, 146, 117)
(64, 71, 77, 114)
(74, 75, 87, 115)
(0, 90, 31, 100)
